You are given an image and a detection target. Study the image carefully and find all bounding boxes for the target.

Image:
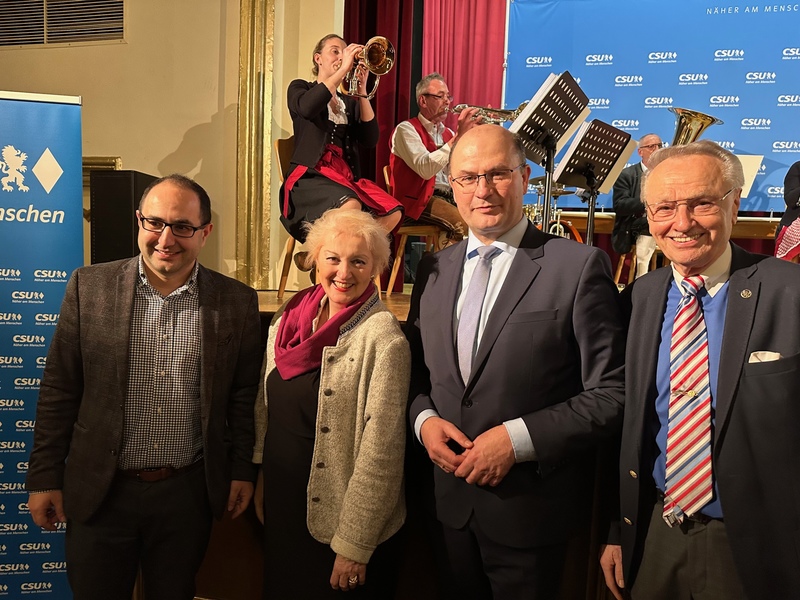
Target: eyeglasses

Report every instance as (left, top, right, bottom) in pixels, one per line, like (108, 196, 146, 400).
(138, 214, 208, 238)
(645, 188, 738, 222)
(640, 142, 665, 150)
(450, 164, 527, 192)
(423, 93, 454, 102)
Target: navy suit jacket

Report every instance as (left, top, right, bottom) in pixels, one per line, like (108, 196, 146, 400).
(617, 244, 800, 599)
(406, 222, 626, 546)
(27, 257, 262, 521)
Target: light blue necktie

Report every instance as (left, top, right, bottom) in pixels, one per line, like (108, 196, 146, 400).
(457, 246, 501, 384)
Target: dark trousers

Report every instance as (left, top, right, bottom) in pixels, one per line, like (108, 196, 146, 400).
(439, 513, 567, 600)
(631, 501, 746, 600)
(65, 463, 213, 600)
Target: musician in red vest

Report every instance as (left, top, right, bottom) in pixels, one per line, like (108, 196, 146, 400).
(389, 73, 482, 246)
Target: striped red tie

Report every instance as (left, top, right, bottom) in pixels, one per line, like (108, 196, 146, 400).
(663, 275, 713, 526)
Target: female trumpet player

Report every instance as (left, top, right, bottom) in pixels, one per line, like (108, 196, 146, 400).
(279, 34, 403, 268)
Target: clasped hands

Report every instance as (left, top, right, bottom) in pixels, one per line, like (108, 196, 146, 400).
(419, 417, 515, 487)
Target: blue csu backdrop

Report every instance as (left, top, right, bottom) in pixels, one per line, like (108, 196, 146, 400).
(505, 0, 800, 211)
(0, 92, 82, 599)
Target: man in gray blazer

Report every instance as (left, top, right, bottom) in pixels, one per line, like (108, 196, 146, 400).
(601, 141, 800, 599)
(26, 174, 261, 600)
(406, 125, 626, 598)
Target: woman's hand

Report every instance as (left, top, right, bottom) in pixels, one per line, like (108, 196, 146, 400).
(330, 554, 367, 591)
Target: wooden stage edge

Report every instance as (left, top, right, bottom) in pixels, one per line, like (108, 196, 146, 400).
(258, 289, 412, 324)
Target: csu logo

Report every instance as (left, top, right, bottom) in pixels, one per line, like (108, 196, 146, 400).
(585, 53, 613, 63)
(19, 543, 50, 552)
(0, 482, 25, 492)
(14, 378, 40, 387)
(611, 119, 639, 129)
(21, 582, 53, 591)
(709, 95, 739, 106)
(42, 561, 67, 571)
(778, 94, 800, 104)
(0, 523, 28, 532)
(525, 56, 552, 66)
(783, 47, 800, 58)
(34, 313, 59, 323)
(648, 51, 678, 61)
(678, 73, 708, 84)
(0, 356, 22, 365)
(614, 75, 643, 84)
(12, 335, 45, 344)
(16, 420, 35, 431)
(714, 49, 744, 59)
(0, 313, 22, 323)
(745, 72, 776, 82)
(767, 186, 785, 196)
(0, 268, 21, 277)
(741, 118, 771, 128)
(0, 441, 25, 451)
(11, 291, 44, 300)
(0, 562, 29, 571)
(17, 461, 29, 471)
(588, 98, 610, 108)
(773, 141, 800, 151)
(33, 269, 68, 279)
(0, 399, 24, 408)
(36, 356, 47, 367)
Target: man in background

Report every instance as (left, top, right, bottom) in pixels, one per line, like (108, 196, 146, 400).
(390, 72, 482, 246)
(26, 174, 261, 600)
(612, 132, 664, 278)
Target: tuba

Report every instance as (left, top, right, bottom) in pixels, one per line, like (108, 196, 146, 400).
(340, 36, 395, 100)
(450, 101, 529, 125)
(669, 107, 723, 146)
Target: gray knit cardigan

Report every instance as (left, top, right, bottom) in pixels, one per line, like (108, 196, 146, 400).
(253, 292, 410, 564)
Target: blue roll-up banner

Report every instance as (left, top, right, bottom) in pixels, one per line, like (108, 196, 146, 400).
(505, 0, 800, 211)
(0, 91, 82, 599)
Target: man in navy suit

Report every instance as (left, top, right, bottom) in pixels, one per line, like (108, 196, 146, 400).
(612, 133, 663, 277)
(601, 141, 800, 600)
(406, 125, 626, 598)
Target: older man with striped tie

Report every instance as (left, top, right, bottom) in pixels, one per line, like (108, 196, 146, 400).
(601, 140, 800, 600)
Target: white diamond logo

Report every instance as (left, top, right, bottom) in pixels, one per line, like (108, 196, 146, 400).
(32, 148, 63, 194)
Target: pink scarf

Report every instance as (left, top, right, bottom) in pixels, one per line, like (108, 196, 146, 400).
(274, 282, 376, 379)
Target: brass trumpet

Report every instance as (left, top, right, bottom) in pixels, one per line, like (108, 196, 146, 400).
(449, 101, 529, 125)
(340, 36, 395, 100)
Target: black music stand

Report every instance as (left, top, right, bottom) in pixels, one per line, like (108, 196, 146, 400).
(509, 71, 590, 227)
(554, 119, 636, 245)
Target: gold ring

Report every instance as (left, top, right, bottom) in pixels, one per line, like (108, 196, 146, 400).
(348, 576, 359, 585)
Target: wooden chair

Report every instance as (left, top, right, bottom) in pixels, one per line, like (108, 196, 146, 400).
(383, 165, 442, 296)
(274, 136, 295, 299)
(614, 244, 670, 289)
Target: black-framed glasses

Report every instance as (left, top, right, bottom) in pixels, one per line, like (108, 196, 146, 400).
(645, 188, 738, 222)
(423, 93, 454, 102)
(450, 164, 527, 192)
(138, 214, 208, 238)
(640, 142, 665, 150)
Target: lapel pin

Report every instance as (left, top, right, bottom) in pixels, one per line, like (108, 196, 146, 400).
(740, 289, 752, 299)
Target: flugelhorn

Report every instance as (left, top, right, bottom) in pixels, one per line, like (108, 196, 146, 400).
(669, 107, 723, 146)
(449, 101, 529, 125)
(340, 36, 395, 100)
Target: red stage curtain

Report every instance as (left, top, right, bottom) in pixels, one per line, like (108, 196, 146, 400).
(422, 0, 507, 131)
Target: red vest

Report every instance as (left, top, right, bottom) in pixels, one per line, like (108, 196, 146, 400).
(389, 118, 453, 220)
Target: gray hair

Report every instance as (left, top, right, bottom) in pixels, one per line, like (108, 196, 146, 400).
(642, 140, 745, 203)
(415, 72, 446, 104)
(302, 209, 390, 277)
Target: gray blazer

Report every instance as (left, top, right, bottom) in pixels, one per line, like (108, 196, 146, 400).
(617, 244, 800, 599)
(26, 257, 262, 521)
(406, 222, 626, 547)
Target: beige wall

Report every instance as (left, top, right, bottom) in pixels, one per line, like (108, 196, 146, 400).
(0, 0, 343, 288)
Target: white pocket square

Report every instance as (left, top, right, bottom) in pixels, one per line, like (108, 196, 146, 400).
(748, 351, 783, 363)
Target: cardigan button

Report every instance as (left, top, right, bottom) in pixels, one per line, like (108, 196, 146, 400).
(311, 497, 320, 503)
(316, 462, 325, 469)
(320, 426, 330, 433)
(323, 388, 333, 396)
